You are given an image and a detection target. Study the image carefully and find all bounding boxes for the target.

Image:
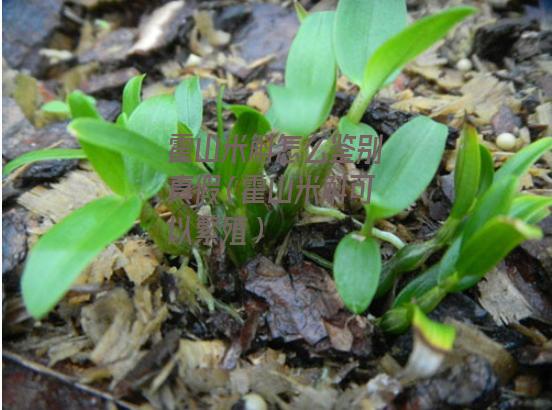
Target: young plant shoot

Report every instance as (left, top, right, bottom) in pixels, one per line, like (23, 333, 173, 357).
(4, 1, 550, 338)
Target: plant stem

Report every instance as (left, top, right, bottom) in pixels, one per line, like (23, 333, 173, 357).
(140, 201, 190, 255)
(305, 203, 347, 220)
(346, 88, 376, 124)
(372, 227, 406, 249)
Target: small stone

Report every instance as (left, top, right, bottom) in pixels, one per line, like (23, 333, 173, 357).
(496, 132, 517, 151)
(456, 58, 473, 72)
(241, 393, 267, 410)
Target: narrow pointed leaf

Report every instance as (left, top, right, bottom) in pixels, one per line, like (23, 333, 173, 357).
(22, 195, 142, 318)
(335, 0, 407, 85)
(334, 233, 381, 314)
(69, 119, 206, 179)
(122, 74, 145, 117)
(494, 137, 552, 182)
(3, 149, 86, 176)
(461, 176, 518, 244)
(509, 194, 552, 224)
(294, 0, 308, 22)
(477, 144, 495, 196)
(452, 217, 542, 291)
(362, 7, 476, 96)
(393, 263, 440, 308)
(450, 124, 481, 218)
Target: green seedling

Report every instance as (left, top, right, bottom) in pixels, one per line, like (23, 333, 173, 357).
(266, 0, 475, 313)
(378, 130, 552, 333)
(9, 1, 528, 337)
(4, 76, 272, 318)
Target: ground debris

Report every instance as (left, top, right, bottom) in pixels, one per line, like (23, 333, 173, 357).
(130, 1, 191, 56)
(18, 169, 111, 223)
(80, 286, 168, 384)
(397, 355, 499, 410)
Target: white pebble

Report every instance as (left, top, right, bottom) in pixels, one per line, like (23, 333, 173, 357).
(496, 132, 517, 151)
(456, 58, 473, 72)
(242, 393, 268, 410)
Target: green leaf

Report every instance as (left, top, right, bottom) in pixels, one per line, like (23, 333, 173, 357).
(126, 94, 178, 198)
(3, 149, 86, 177)
(509, 194, 552, 224)
(267, 11, 337, 136)
(412, 305, 456, 351)
(122, 74, 145, 117)
(338, 117, 378, 162)
(216, 108, 271, 187)
(21, 195, 142, 319)
(393, 263, 440, 308)
(333, 233, 381, 314)
(69, 119, 206, 180)
(67, 91, 130, 196)
(461, 176, 518, 243)
(450, 124, 480, 218)
(477, 144, 495, 196)
(67, 91, 100, 119)
(294, 0, 308, 22)
(494, 137, 552, 182)
(436, 236, 462, 284)
(334, 0, 407, 86)
(362, 7, 476, 97)
(452, 217, 542, 292)
(41, 100, 70, 115)
(216, 85, 226, 139)
(367, 116, 448, 219)
(175, 76, 203, 136)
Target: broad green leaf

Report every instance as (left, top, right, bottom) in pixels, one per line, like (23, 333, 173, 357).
(3, 149, 86, 177)
(461, 176, 518, 244)
(41, 100, 69, 115)
(367, 116, 447, 219)
(494, 137, 552, 182)
(509, 194, 552, 224)
(452, 217, 542, 292)
(67, 91, 130, 196)
(477, 144, 494, 196)
(122, 74, 145, 117)
(126, 94, 178, 197)
(450, 124, 480, 218)
(393, 263, 440, 308)
(175, 76, 203, 136)
(362, 7, 476, 97)
(22, 195, 142, 318)
(69, 119, 206, 179)
(333, 233, 381, 314)
(412, 305, 456, 351)
(338, 117, 378, 162)
(267, 11, 337, 136)
(335, 0, 407, 85)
